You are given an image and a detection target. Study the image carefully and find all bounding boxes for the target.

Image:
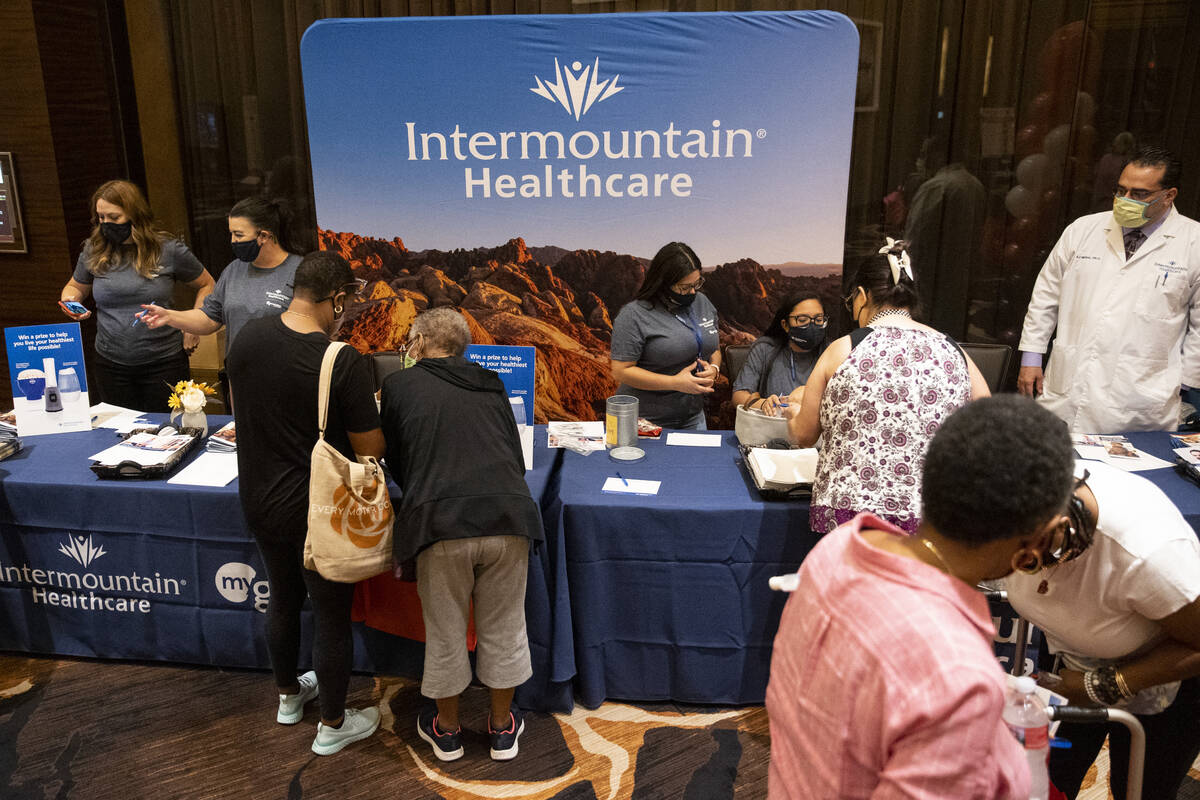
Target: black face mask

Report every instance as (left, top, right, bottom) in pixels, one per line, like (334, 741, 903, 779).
(231, 236, 262, 263)
(787, 323, 826, 351)
(668, 290, 697, 309)
(100, 221, 132, 245)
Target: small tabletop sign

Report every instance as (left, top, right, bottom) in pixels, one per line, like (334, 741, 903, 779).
(5, 323, 91, 435)
(0, 153, 28, 253)
(465, 344, 535, 425)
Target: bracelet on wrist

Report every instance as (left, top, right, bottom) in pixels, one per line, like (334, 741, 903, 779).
(1083, 670, 1103, 705)
(1088, 666, 1125, 706)
(1114, 668, 1134, 700)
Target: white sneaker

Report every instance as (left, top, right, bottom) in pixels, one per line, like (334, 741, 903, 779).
(276, 671, 319, 724)
(311, 707, 381, 756)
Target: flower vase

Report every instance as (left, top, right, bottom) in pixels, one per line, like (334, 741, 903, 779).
(181, 409, 208, 436)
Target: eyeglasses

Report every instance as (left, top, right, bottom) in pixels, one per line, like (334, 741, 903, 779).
(1114, 187, 1164, 202)
(788, 314, 828, 327)
(843, 290, 860, 313)
(341, 278, 368, 299)
(672, 276, 705, 293)
(1045, 470, 1095, 566)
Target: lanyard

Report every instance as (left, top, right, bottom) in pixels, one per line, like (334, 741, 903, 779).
(674, 309, 704, 360)
(788, 349, 796, 385)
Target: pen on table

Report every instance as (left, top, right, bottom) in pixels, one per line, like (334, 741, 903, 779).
(616, 472, 629, 486)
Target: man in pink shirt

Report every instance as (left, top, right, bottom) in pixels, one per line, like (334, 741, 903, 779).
(767, 395, 1076, 799)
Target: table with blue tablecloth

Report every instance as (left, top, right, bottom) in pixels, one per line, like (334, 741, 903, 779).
(0, 418, 571, 711)
(553, 431, 821, 708)
(4, 420, 1200, 712)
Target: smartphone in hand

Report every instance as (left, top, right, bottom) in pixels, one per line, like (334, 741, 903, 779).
(59, 300, 89, 316)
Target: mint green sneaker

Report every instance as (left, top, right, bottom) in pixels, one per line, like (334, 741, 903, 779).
(276, 671, 318, 724)
(312, 707, 381, 756)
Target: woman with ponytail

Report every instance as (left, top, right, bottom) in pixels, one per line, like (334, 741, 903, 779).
(140, 196, 303, 356)
(784, 238, 991, 533)
(59, 180, 215, 411)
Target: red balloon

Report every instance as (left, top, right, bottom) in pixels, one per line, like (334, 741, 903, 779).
(1015, 124, 1044, 158)
(1028, 92, 1055, 128)
(1010, 215, 1038, 249)
(1003, 241, 1027, 273)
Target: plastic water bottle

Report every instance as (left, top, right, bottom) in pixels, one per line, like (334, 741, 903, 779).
(1003, 676, 1050, 800)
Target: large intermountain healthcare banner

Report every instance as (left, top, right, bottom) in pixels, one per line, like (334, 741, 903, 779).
(301, 12, 858, 424)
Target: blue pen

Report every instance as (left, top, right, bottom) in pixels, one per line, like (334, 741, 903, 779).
(131, 310, 145, 327)
(616, 472, 629, 486)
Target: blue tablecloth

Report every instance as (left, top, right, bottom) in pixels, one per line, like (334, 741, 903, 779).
(5, 421, 1199, 711)
(0, 418, 570, 711)
(554, 431, 820, 707)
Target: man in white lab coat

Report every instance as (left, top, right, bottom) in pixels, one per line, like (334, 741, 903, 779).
(1018, 146, 1200, 432)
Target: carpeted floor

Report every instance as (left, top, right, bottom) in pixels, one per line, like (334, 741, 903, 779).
(0, 654, 1197, 799)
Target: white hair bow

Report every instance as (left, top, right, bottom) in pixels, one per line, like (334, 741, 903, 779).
(878, 237, 914, 285)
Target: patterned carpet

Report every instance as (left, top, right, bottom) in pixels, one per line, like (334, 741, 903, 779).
(0, 654, 1196, 799)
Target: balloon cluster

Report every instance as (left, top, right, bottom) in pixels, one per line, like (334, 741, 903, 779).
(1003, 21, 1101, 266)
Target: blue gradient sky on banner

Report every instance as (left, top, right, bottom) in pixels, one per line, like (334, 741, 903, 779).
(302, 12, 857, 265)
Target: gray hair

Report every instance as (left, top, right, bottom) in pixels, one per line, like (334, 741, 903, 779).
(409, 307, 471, 356)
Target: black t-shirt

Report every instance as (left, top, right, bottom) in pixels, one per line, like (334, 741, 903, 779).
(225, 315, 380, 540)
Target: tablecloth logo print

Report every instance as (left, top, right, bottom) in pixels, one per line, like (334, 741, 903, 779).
(0, 532, 185, 614)
(531, 57, 624, 120)
(58, 534, 106, 568)
(214, 561, 269, 613)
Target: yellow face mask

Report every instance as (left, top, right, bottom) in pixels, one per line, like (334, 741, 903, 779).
(1112, 193, 1162, 228)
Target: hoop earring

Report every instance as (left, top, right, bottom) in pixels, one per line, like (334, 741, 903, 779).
(1012, 549, 1043, 575)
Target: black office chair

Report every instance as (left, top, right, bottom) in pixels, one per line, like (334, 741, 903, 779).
(722, 344, 753, 383)
(959, 342, 1012, 393)
(369, 351, 404, 391)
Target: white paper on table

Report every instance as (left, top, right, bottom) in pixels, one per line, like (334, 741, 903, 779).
(546, 421, 606, 451)
(665, 432, 722, 447)
(520, 425, 534, 471)
(548, 420, 604, 437)
(1074, 443, 1171, 472)
(89, 443, 174, 467)
(601, 476, 661, 496)
(168, 451, 239, 486)
(90, 402, 146, 428)
(89, 433, 192, 466)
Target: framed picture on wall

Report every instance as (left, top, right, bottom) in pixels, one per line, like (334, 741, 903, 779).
(853, 20, 883, 113)
(0, 153, 28, 254)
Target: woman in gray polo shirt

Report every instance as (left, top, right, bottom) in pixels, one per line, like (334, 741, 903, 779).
(139, 196, 303, 358)
(59, 180, 215, 412)
(610, 242, 721, 430)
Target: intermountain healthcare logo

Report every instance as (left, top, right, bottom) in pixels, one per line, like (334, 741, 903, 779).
(0, 533, 185, 614)
(401, 56, 763, 200)
(58, 534, 106, 567)
(215, 562, 269, 613)
(531, 58, 624, 120)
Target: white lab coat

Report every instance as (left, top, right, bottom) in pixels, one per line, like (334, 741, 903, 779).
(1019, 206, 1200, 432)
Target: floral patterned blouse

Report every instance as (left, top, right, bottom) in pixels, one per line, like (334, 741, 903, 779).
(809, 326, 971, 534)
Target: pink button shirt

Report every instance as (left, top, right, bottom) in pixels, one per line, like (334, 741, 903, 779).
(766, 513, 1029, 799)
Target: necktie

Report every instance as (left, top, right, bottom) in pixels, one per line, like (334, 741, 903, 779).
(1124, 229, 1145, 259)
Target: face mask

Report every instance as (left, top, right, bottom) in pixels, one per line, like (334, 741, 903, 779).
(403, 353, 418, 369)
(788, 323, 826, 351)
(1112, 194, 1160, 228)
(668, 290, 697, 309)
(100, 221, 132, 245)
(231, 235, 262, 263)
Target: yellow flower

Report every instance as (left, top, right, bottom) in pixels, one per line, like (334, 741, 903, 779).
(167, 394, 181, 410)
(173, 380, 189, 395)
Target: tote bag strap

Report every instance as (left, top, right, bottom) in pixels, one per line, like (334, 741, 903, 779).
(316, 342, 348, 438)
